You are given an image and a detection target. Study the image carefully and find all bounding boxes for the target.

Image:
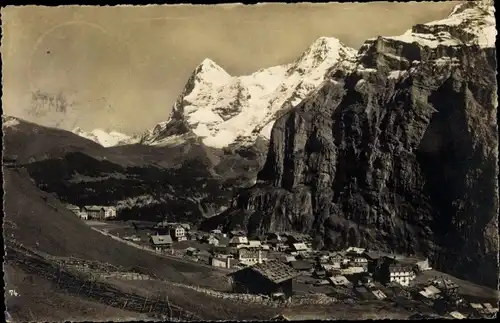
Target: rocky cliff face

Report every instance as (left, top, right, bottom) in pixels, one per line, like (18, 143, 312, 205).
(212, 1, 498, 288)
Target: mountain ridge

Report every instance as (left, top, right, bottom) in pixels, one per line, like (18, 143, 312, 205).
(141, 36, 358, 149)
(202, 1, 499, 288)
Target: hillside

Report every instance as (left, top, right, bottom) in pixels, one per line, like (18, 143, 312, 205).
(3, 167, 280, 321)
(203, 1, 499, 288)
(2, 116, 257, 222)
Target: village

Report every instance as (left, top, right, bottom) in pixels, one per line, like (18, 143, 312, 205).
(67, 204, 499, 320)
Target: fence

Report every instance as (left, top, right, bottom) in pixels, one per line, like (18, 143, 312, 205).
(5, 240, 201, 321)
(6, 238, 336, 315)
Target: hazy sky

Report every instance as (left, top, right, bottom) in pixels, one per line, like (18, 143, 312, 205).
(2, 2, 458, 134)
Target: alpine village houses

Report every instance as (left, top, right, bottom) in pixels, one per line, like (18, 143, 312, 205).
(229, 260, 301, 299)
(66, 204, 117, 220)
(150, 234, 173, 251)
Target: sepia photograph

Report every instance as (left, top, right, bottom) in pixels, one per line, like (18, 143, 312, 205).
(2, 0, 498, 321)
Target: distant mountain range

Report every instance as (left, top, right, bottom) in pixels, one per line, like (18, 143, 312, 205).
(72, 127, 140, 147)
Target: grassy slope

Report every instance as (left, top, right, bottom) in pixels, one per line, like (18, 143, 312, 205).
(3, 167, 223, 285)
(3, 167, 281, 320)
(4, 263, 149, 322)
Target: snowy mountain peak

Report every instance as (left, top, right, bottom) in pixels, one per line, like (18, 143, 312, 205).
(291, 37, 357, 73)
(364, 0, 496, 49)
(192, 58, 231, 85)
(72, 127, 139, 147)
(142, 37, 357, 149)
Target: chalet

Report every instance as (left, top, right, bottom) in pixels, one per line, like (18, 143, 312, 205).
(345, 247, 366, 256)
(321, 264, 339, 275)
(187, 231, 199, 241)
(202, 234, 220, 246)
(237, 248, 268, 266)
(285, 233, 312, 245)
(82, 206, 105, 220)
(66, 205, 88, 220)
(288, 260, 313, 272)
(312, 268, 326, 279)
(229, 230, 246, 238)
(103, 206, 117, 219)
(229, 236, 249, 247)
(372, 290, 387, 300)
(317, 254, 330, 264)
(415, 258, 431, 271)
(448, 311, 467, 320)
(350, 256, 369, 268)
(328, 275, 351, 287)
(150, 234, 173, 251)
(185, 247, 197, 256)
(418, 285, 441, 300)
(215, 235, 230, 247)
(429, 277, 459, 296)
(248, 240, 262, 249)
(180, 223, 191, 231)
(380, 263, 415, 287)
(66, 204, 81, 214)
(340, 266, 366, 276)
(291, 243, 311, 254)
(195, 250, 212, 263)
(210, 256, 240, 269)
(211, 245, 235, 259)
(363, 251, 384, 273)
(277, 255, 296, 263)
(228, 260, 300, 298)
(170, 225, 187, 241)
(329, 252, 345, 267)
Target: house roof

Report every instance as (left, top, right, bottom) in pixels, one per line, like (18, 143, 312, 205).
(425, 285, 441, 295)
(229, 236, 248, 244)
(372, 290, 387, 299)
(248, 240, 262, 247)
(363, 251, 383, 260)
(389, 264, 413, 272)
(150, 235, 173, 245)
(245, 260, 300, 284)
(449, 311, 466, 319)
(330, 251, 345, 258)
(355, 286, 369, 293)
(328, 275, 350, 285)
(292, 243, 309, 251)
(214, 234, 230, 246)
(346, 247, 366, 254)
(289, 260, 313, 270)
(84, 205, 104, 211)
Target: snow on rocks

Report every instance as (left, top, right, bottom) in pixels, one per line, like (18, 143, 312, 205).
(144, 37, 357, 149)
(72, 127, 139, 147)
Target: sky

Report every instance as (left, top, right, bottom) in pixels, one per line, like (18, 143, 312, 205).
(2, 2, 458, 135)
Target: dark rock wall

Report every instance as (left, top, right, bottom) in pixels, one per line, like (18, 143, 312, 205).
(226, 38, 498, 288)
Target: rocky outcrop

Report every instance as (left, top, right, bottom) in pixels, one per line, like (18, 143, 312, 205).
(212, 2, 498, 288)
